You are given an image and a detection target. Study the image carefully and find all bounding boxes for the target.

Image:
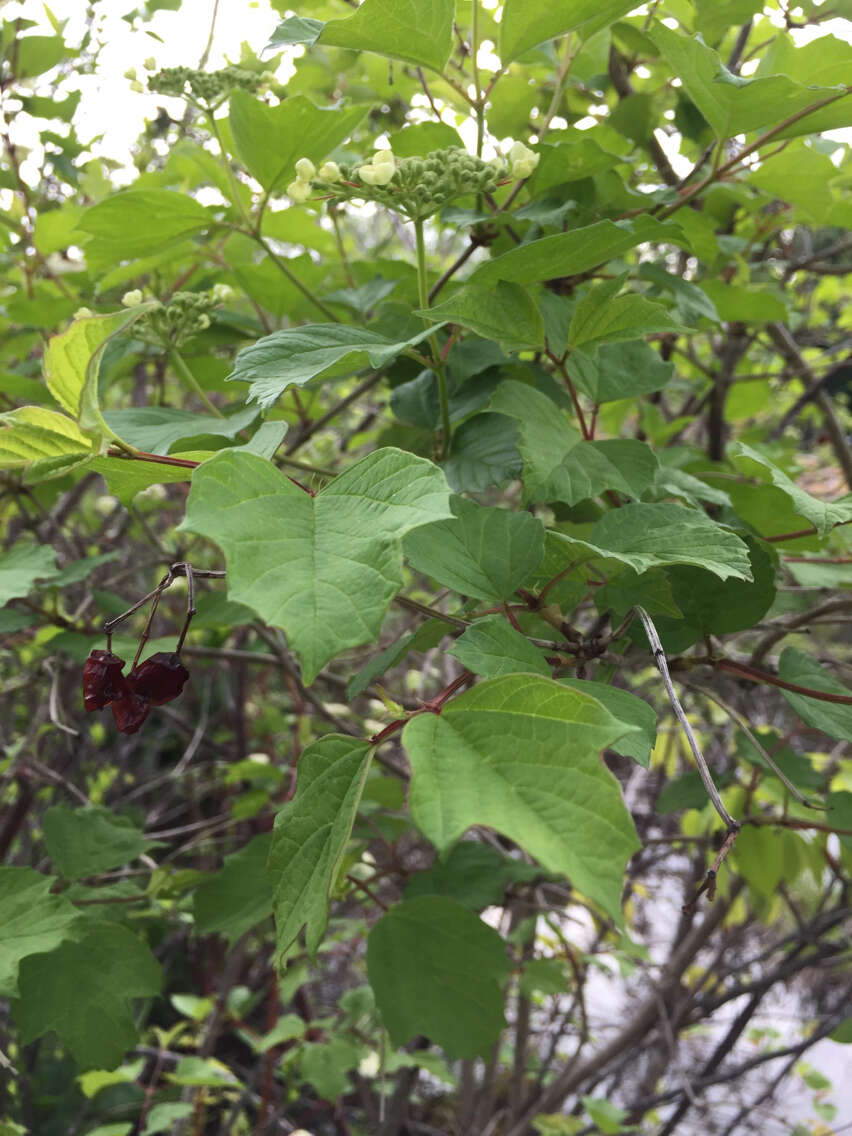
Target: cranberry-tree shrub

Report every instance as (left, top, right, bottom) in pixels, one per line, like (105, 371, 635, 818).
(1, 1, 851, 1132)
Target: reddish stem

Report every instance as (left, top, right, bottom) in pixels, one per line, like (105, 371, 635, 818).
(764, 519, 852, 543)
(106, 447, 315, 495)
(714, 658, 852, 704)
(367, 671, 475, 745)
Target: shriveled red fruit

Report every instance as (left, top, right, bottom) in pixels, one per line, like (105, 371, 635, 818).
(127, 652, 190, 706)
(83, 650, 127, 712)
(110, 689, 151, 735)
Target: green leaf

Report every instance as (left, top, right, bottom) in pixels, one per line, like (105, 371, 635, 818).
(88, 454, 194, 506)
(500, 0, 637, 63)
(778, 648, 852, 743)
(565, 340, 674, 404)
(181, 448, 452, 681)
(43, 306, 157, 441)
(532, 137, 623, 193)
(551, 503, 753, 582)
(319, 0, 454, 73)
(637, 262, 721, 325)
(256, 1013, 306, 1052)
(12, 924, 161, 1070)
(468, 217, 686, 289)
(193, 834, 273, 946)
(449, 615, 551, 678)
(76, 191, 211, 266)
(324, 277, 399, 316)
(0, 608, 37, 633)
(0, 405, 93, 481)
(417, 281, 545, 350)
(826, 792, 852, 851)
(0, 868, 80, 996)
(657, 770, 723, 814)
(267, 736, 373, 963)
(650, 22, 852, 140)
(142, 1103, 194, 1135)
(228, 91, 366, 195)
(647, 534, 777, 651)
(367, 896, 510, 1057)
(569, 277, 691, 350)
(347, 619, 449, 699)
(102, 405, 259, 455)
(732, 825, 787, 899)
(582, 1096, 629, 1135)
(404, 495, 545, 603)
(730, 443, 852, 538)
(652, 466, 731, 509)
(299, 1038, 363, 1100)
(489, 381, 658, 505)
(442, 413, 522, 494)
(699, 280, 787, 323)
(228, 323, 442, 410)
(0, 541, 58, 604)
(596, 567, 681, 621)
(736, 730, 824, 793)
(520, 957, 567, 997)
(559, 679, 657, 767)
(267, 15, 324, 48)
(389, 120, 464, 157)
(166, 1056, 239, 1087)
(40, 551, 119, 589)
(402, 674, 640, 920)
(12, 33, 66, 77)
(404, 841, 537, 908)
(748, 143, 849, 228)
(754, 32, 852, 136)
(43, 805, 151, 881)
(77, 1060, 146, 1099)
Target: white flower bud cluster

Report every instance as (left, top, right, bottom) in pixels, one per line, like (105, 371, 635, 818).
(285, 141, 537, 221)
(121, 286, 231, 349)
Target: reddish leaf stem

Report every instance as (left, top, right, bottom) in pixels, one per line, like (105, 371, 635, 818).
(714, 658, 852, 704)
(367, 670, 475, 745)
(106, 446, 315, 495)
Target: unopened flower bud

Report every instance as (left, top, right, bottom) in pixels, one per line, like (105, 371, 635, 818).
(318, 160, 341, 182)
(508, 141, 539, 179)
(121, 289, 144, 308)
(212, 283, 234, 302)
(358, 161, 394, 186)
(74, 307, 95, 320)
(287, 179, 312, 203)
(143, 57, 156, 71)
(295, 157, 315, 181)
(197, 313, 211, 329)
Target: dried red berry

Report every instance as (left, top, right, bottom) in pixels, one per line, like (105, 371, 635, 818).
(83, 650, 127, 712)
(110, 689, 151, 735)
(127, 652, 190, 706)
